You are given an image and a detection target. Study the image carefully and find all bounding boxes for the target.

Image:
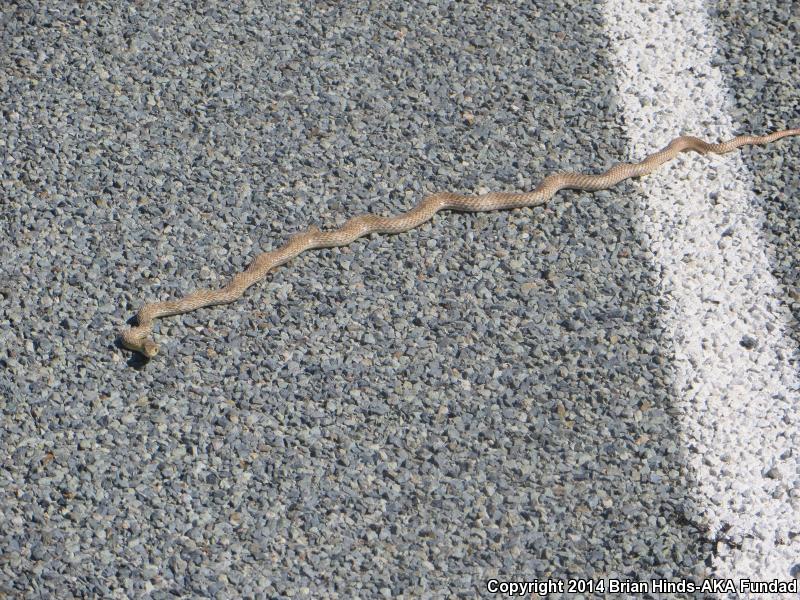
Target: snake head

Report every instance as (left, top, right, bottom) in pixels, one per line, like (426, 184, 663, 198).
(120, 327, 160, 358)
(139, 338, 159, 358)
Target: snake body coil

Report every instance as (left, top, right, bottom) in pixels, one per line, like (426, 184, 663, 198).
(121, 129, 799, 358)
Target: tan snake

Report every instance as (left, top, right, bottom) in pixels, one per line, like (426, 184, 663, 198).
(121, 129, 799, 358)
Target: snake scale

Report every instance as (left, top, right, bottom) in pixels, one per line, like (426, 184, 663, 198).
(121, 128, 799, 358)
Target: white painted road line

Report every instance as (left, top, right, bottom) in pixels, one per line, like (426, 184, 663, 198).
(603, 0, 799, 585)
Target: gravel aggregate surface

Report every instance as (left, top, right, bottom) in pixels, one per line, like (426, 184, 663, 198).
(1, 1, 797, 598)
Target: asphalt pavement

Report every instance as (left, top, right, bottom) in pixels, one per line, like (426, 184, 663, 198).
(1, 1, 798, 597)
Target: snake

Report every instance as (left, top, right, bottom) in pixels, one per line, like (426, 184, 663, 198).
(121, 128, 799, 358)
